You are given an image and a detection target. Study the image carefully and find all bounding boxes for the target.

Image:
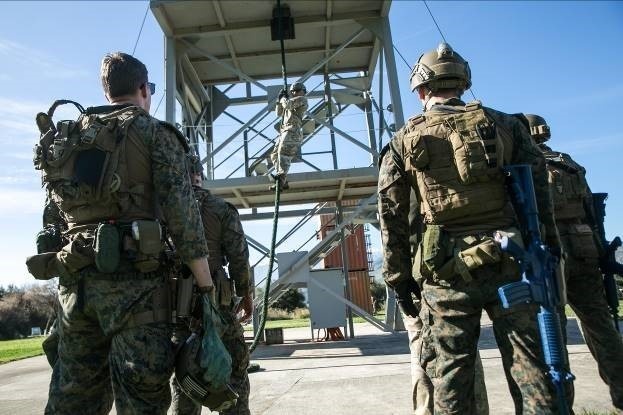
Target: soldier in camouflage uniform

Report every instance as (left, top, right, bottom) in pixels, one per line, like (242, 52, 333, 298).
(27, 52, 214, 415)
(270, 82, 308, 190)
(526, 114, 623, 410)
(389, 192, 488, 415)
(171, 156, 253, 415)
(378, 43, 563, 414)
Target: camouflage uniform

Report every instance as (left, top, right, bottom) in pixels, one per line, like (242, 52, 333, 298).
(379, 98, 562, 414)
(540, 143, 623, 409)
(39, 106, 209, 415)
(399, 192, 488, 415)
(270, 95, 308, 176)
(171, 186, 251, 415)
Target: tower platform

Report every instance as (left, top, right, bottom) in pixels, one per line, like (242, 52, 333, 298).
(207, 166, 378, 209)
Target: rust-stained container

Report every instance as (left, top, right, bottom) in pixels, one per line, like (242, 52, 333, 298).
(318, 205, 373, 314)
(348, 270, 373, 314)
(319, 216, 369, 271)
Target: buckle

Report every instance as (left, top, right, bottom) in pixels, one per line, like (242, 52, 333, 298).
(81, 124, 101, 145)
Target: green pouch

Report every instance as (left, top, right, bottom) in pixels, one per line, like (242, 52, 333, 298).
(214, 269, 233, 307)
(131, 220, 162, 273)
(422, 225, 450, 273)
(94, 223, 120, 273)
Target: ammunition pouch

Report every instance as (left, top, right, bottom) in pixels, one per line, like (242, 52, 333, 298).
(213, 267, 233, 308)
(421, 225, 520, 283)
(129, 220, 163, 273)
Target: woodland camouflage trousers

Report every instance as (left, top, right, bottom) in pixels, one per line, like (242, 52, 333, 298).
(419, 258, 561, 414)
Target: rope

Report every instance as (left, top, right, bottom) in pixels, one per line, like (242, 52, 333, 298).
(393, 45, 412, 71)
(422, 0, 448, 44)
(131, 3, 150, 55)
(420, 0, 477, 101)
(277, 0, 288, 92)
(248, 0, 289, 354)
(248, 181, 281, 353)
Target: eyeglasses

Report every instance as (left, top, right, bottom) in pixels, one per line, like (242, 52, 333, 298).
(144, 82, 156, 96)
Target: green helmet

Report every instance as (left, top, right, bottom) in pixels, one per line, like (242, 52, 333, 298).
(175, 332, 239, 411)
(410, 43, 472, 92)
(524, 114, 551, 143)
(289, 82, 306, 93)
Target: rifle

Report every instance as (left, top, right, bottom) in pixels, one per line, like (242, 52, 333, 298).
(591, 193, 623, 332)
(496, 165, 574, 415)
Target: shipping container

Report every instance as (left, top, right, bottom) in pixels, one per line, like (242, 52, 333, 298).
(348, 270, 373, 314)
(319, 215, 369, 271)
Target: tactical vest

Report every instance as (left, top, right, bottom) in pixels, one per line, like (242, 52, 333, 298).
(34, 102, 158, 233)
(403, 101, 513, 227)
(541, 147, 588, 221)
(195, 188, 225, 270)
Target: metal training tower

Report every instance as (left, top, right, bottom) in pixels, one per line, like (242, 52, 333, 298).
(150, 0, 405, 335)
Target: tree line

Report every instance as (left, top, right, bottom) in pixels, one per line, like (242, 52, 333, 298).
(0, 281, 57, 340)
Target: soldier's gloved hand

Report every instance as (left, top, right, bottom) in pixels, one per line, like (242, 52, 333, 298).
(394, 278, 421, 318)
(278, 89, 288, 100)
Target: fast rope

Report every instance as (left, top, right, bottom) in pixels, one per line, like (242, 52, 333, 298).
(249, 0, 289, 353)
(131, 3, 150, 55)
(248, 181, 281, 353)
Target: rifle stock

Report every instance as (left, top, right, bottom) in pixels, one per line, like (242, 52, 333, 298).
(497, 165, 573, 415)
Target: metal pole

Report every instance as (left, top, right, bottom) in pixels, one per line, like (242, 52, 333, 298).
(364, 91, 378, 166)
(243, 129, 250, 177)
(324, 71, 338, 170)
(337, 202, 355, 338)
(378, 48, 384, 152)
(380, 17, 405, 129)
(165, 36, 176, 124)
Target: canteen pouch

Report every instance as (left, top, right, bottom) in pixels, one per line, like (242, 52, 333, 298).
(131, 220, 162, 273)
(94, 223, 120, 273)
(565, 223, 599, 260)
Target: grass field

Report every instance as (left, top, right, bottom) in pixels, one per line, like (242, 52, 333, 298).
(0, 337, 44, 364)
(243, 314, 385, 331)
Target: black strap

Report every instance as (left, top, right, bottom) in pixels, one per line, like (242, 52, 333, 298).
(47, 99, 85, 118)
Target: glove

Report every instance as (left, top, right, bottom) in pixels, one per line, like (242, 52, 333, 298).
(394, 278, 421, 318)
(278, 88, 288, 100)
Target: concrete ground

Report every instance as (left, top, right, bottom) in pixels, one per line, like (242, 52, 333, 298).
(0, 317, 616, 415)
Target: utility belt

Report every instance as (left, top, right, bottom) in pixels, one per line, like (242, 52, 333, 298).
(26, 219, 166, 282)
(416, 225, 523, 284)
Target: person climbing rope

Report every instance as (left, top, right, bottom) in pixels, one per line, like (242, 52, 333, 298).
(269, 81, 308, 190)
